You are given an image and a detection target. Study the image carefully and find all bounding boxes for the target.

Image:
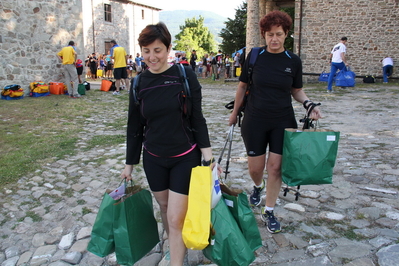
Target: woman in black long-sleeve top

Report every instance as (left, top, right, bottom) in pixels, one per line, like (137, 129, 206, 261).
(121, 22, 219, 266)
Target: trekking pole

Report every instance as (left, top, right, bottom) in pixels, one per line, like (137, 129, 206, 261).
(224, 125, 234, 180)
(217, 131, 230, 165)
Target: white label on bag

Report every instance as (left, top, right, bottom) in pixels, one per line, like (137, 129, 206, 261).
(224, 199, 234, 208)
(327, 135, 336, 141)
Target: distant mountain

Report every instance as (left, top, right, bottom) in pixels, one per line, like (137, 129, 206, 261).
(159, 10, 227, 45)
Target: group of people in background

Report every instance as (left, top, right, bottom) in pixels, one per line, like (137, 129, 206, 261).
(83, 51, 145, 81)
(171, 49, 245, 81)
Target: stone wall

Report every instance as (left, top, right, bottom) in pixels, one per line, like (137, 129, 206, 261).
(0, 0, 84, 92)
(0, 0, 160, 93)
(295, 0, 399, 80)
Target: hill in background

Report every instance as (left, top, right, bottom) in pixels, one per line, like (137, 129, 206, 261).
(159, 10, 226, 45)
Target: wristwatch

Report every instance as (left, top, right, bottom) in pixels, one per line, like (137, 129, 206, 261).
(202, 157, 215, 166)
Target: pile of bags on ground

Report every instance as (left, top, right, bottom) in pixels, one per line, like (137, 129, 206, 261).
(1, 84, 25, 100)
(1, 81, 90, 100)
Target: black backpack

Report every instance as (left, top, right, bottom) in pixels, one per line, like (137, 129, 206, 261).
(363, 75, 375, 83)
(131, 64, 192, 118)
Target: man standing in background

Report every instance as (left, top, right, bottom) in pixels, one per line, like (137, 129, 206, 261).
(57, 41, 80, 98)
(190, 50, 197, 72)
(327, 37, 348, 93)
(381, 56, 394, 83)
(110, 40, 129, 95)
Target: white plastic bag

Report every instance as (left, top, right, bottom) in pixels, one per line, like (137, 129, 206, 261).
(211, 163, 222, 208)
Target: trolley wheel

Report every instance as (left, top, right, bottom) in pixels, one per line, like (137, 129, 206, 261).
(283, 187, 289, 197)
(295, 192, 300, 201)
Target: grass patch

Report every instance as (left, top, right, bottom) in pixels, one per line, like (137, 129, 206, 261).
(77, 199, 86, 205)
(82, 207, 92, 215)
(0, 92, 127, 189)
(82, 134, 125, 151)
(25, 211, 43, 222)
(0, 97, 90, 187)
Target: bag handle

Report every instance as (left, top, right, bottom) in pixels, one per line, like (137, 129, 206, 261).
(300, 102, 321, 130)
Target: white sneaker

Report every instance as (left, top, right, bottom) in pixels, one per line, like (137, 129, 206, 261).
(112, 91, 120, 95)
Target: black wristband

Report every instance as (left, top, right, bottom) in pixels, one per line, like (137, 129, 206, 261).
(202, 157, 215, 166)
(303, 100, 312, 109)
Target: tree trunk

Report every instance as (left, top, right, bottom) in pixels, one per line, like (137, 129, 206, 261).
(246, 0, 260, 55)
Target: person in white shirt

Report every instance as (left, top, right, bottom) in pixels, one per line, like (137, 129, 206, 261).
(327, 36, 348, 92)
(381, 57, 393, 83)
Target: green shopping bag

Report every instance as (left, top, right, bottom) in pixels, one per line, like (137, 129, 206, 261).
(87, 192, 117, 257)
(113, 185, 160, 265)
(222, 189, 262, 252)
(203, 199, 255, 266)
(78, 83, 86, 95)
(282, 128, 340, 186)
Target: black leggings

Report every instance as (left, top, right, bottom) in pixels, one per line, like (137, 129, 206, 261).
(143, 148, 201, 195)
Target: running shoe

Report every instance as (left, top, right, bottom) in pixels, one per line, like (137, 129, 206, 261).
(249, 179, 265, 206)
(260, 208, 281, 233)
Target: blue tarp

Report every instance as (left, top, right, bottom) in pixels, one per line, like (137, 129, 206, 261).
(232, 47, 245, 58)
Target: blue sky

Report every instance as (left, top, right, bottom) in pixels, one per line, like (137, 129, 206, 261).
(142, 0, 245, 18)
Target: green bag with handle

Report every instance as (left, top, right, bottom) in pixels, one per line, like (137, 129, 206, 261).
(203, 198, 255, 266)
(222, 189, 262, 252)
(282, 128, 340, 186)
(87, 191, 117, 257)
(78, 83, 86, 95)
(113, 184, 160, 265)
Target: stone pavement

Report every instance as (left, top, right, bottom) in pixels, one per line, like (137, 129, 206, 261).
(0, 80, 398, 266)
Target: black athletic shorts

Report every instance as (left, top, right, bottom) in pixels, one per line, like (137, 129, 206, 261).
(113, 67, 127, 80)
(241, 114, 297, 156)
(143, 147, 201, 195)
(106, 63, 113, 71)
(76, 66, 83, 75)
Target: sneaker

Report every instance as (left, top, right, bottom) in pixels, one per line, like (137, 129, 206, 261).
(249, 180, 265, 206)
(260, 208, 281, 233)
(112, 91, 120, 95)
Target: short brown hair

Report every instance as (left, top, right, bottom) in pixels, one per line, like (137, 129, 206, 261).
(259, 10, 292, 38)
(138, 22, 171, 49)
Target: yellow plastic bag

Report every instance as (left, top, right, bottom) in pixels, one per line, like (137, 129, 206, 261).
(182, 166, 211, 250)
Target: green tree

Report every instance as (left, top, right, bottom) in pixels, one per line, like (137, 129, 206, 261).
(219, 2, 247, 55)
(281, 7, 294, 51)
(174, 16, 216, 57)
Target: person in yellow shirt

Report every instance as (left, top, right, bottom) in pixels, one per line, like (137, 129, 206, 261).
(110, 40, 129, 95)
(57, 41, 80, 98)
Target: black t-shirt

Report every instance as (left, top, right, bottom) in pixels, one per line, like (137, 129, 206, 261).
(126, 65, 211, 164)
(239, 47, 303, 119)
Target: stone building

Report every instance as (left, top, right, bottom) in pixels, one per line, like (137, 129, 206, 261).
(1, 0, 398, 92)
(250, 0, 399, 81)
(0, 0, 160, 92)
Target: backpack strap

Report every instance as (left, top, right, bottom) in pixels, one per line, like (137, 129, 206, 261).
(177, 64, 192, 118)
(131, 74, 141, 106)
(247, 47, 262, 80)
(246, 47, 265, 91)
(177, 64, 191, 97)
(235, 47, 263, 126)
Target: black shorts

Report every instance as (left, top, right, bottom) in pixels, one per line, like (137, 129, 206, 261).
(106, 63, 113, 71)
(76, 66, 83, 75)
(241, 114, 297, 156)
(113, 67, 127, 80)
(143, 148, 201, 195)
